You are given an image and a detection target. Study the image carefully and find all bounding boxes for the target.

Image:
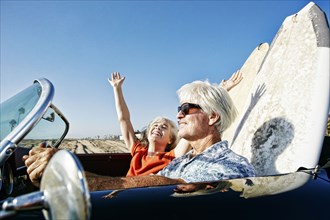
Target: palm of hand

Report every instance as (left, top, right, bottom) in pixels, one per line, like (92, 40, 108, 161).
(108, 72, 125, 87)
(109, 77, 125, 87)
(221, 70, 243, 92)
(221, 80, 236, 91)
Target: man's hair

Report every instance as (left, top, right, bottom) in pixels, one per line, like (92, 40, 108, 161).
(177, 80, 237, 136)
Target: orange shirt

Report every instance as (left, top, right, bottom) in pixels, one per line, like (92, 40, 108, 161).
(126, 141, 175, 176)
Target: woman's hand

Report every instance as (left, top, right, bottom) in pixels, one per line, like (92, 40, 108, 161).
(220, 69, 243, 92)
(108, 72, 125, 88)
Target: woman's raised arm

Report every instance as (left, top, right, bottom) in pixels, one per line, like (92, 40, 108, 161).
(108, 72, 136, 152)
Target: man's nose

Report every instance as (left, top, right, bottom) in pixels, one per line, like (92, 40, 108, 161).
(177, 111, 184, 119)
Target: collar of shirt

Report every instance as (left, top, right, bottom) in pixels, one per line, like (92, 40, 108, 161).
(184, 140, 229, 160)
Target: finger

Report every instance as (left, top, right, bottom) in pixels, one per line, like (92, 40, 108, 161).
(231, 70, 242, 84)
(114, 72, 120, 79)
(229, 70, 238, 80)
(26, 149, 48, 167)
(29, 163, 47, 183)
(26, 156, 47, 176)
(38, 142, 48, 148)
(236, 70, 243, 79)
(236, 72, 243, 83)
(25, 154, 38, 169)
(232, 69, 240, 80)
(26, 149, 56, 171)
(29, 147, 46, 156)
(28, 148, 37, 157)
(22, 155, 28, 162)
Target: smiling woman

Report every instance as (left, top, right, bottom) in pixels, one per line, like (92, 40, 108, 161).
(125, 116, 179, 176)
(108, 72, 188, 176)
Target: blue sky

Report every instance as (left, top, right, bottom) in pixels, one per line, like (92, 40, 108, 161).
(1, 0, 329, 138)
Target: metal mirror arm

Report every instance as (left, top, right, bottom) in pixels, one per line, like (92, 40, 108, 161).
(50, 104, 70, 148)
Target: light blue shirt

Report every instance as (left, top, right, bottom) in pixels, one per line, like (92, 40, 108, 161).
(157, 141, 256, 183)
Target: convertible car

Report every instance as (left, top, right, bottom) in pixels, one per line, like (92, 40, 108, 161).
(0, 78, 329, 219)
(0, 2, 329, 220)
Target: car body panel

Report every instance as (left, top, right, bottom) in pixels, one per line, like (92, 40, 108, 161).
(90, 168, 330, 219)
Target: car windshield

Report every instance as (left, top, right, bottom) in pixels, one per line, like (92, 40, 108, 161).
(20, 106, 68, 147)
(1, 79, 69, 149)
(0, 83, 42, 141)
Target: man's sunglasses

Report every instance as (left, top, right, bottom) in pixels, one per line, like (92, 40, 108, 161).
(178, 103, 202, 116)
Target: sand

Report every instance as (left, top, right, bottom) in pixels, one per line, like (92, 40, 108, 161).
(58, 139, 129, 154)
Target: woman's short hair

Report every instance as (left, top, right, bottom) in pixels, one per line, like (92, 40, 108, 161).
(177, 80, 237, 136)
(139, 116, 179, 151)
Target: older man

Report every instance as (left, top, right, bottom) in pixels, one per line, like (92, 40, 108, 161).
(157, 80, 255, 182)
(23, 80, 255, 191)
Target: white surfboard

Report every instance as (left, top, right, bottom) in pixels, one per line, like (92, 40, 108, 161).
(222, 43, 269, 145)
(230, 2, 330, 176)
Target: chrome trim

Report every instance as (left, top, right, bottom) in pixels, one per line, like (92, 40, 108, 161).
(50, 104, 70, 148)
(0, 78, 54, 165)
(0, 140, 16, 167)
(2, 191, 45, 211)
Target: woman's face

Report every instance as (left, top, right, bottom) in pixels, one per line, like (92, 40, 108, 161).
(147, 119, 172, 146)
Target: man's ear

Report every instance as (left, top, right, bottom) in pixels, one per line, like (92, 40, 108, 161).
(208, 112, 220, 126)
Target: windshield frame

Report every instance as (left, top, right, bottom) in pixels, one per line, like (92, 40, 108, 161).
(49, 103, 69, 148)
(0, 78, 54, 165)
(3, 78, 54, 144)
